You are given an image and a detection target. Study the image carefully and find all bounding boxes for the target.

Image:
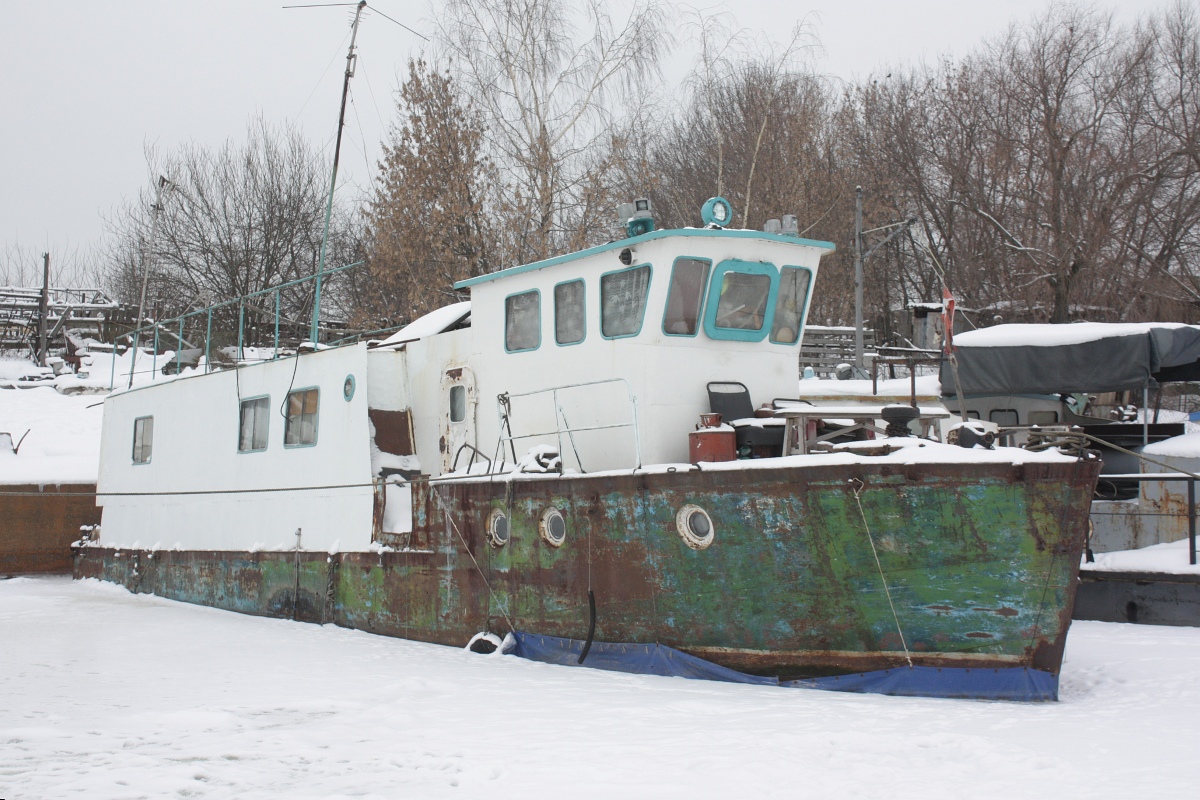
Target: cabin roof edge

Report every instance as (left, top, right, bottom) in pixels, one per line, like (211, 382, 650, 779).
(453, 228, 837, 291)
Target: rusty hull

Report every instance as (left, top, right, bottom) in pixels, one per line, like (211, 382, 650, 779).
(75, 458, 1100, 679)
(2, 483, 101, 574)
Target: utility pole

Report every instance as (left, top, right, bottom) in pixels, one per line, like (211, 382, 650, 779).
(311, 0, 366, 344)
(38, 253, 49, 366)
(854, 186, 864, 371)
(130, 176, 171, 388)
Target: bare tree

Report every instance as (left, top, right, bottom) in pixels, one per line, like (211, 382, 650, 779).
(436, 0, 667, 263)
(103, 117, 359, 332)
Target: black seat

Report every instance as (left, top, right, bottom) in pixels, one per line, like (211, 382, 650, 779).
(706, 381, 785, 456)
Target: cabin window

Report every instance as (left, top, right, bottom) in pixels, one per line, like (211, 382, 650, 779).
(449, 385, 467, 423)
(769, 267, 812, 344)
(703, 260, 779, 342)
(662, 258, 710, 336)
(1029, 410, 1059, 426)
(554, 280, 586, 345)
(284, 388, 319, 447)
(132, 416, 153, 464)
(238, 396, 270, 453)
(601, 264, 651, 338)
(505, 290, 541, 352)
(989, 409, 1019, 427)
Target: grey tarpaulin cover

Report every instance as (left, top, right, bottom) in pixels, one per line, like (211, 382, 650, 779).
(940, 323, 1200, 395)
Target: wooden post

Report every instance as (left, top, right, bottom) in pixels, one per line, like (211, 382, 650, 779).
(37, 253, 49, 366)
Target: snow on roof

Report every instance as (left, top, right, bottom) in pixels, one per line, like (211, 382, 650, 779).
(375, 302, 471, 348)
(798, 375, 944, 400)
(955, 322, 1196, 348)
(1143, 432, 1200, 460)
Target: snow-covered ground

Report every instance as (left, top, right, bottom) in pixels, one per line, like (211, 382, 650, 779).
(2, 577, 1198, 799)
(0, 383, 104, 484)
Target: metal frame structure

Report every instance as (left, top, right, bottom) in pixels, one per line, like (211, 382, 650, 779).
(112, 261, 363, 389)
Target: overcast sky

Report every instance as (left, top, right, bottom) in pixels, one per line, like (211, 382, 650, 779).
(0, 0, 1153, 272)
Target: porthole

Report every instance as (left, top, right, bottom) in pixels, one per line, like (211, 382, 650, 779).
(676, 504, 715, 549)
(343, 374, 356, 401)
(486, 509, 509, 547)
(539, 507, 567, 547)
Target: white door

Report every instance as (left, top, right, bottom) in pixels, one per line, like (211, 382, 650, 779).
(440, 365, 477, 473)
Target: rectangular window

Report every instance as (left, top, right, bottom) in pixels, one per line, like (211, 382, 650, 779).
(554, 280, 586, 345)
(132, 416, 153, 464)
(769, 267, 812, 344)
(601, 265, 651, 338)
(238, 396, 270, 453)
(505, 290, 541, 352)
(989, 409, 1019, 426)
(1029, 410, 1059, 426)
(284, 388, 319, 446)
(714, 272, 771, 331)
(662, 258, 710, 336)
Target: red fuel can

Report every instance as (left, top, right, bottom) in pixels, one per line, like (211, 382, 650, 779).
(689, 427, 736, 463)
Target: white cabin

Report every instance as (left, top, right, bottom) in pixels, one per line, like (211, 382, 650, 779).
(96, 227, 834, 551)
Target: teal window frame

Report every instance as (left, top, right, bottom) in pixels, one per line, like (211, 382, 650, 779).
(504, 289, 542, 353)
(661, 257, 712, 338)
(767, 265, 815, 346)
(599, 263, 652, 340)
(132, 415, 153, 465)
(702, 259, 780, 342)
(283, 386, 320, 448)
(553, 279, 586, 346)
(237, 394, 271, 454)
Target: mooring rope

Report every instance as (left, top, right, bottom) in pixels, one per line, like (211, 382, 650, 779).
(430, 484, 515, 632)
(849, 478, 914, 668)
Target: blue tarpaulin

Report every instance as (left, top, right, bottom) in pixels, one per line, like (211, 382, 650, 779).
(508, 632, 1059, 702)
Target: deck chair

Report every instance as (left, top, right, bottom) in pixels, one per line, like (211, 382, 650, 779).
(706, 381, 785, 456)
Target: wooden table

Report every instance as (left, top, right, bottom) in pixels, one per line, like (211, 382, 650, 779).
(773, 404, 953, 455)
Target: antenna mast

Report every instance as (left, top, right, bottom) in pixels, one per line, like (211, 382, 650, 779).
(311, 0, 366, 343)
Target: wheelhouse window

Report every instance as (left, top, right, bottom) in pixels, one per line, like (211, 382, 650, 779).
(132, 416, 153, 464)
(601, 264, 651, 338)
(769, 267, 812, 344)
(505, 290, 541, 352)
(284, 388, 319, 447)
(554, 280, 585, 345)
(238, 396, 270, 453)
(662, 258, 710, 336)
(714, 272, 771, 331)
(703, 260, 780, 342)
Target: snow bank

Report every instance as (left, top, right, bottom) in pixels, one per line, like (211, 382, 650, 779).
(2, 576, 1199, 799)
(0, 385, 104, 484)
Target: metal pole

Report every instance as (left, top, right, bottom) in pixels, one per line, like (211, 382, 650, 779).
(205, 309, 212, 374)
(1190, 478, 1196, 566)
(1143, 382, 1149, 447)
(130, 176, 169, 388)
(176, 316, 184, 373)
(238, 303, 245, 363)
(854, 185, 864, 371)
(311, 0, 366, 344)
(37, 253, 49, 366)
(274, 289, 280, 359)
